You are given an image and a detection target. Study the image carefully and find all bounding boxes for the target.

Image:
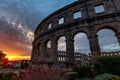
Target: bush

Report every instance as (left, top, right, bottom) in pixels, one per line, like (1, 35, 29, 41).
(72, 65, 91, 79)
(0, 73, 3, 78)
(0, 73, 13, 80)
(94, 56, 120, 76)
(65, 72, 79, 80)
(71, 56, 120, 79)
(93, 73, 120, 80)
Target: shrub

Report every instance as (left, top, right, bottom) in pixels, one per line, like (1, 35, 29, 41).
(93, 73, 120, 80)
(0, 73, 13, 80)
(72, 65, 91, 79)
(93, 56, 120, 76)
(0, 73, 3, 78)
(65, 72, 79, 80)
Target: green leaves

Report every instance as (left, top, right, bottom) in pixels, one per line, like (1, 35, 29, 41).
(94, 56, 120, 76)
(72, 65, 91, 79)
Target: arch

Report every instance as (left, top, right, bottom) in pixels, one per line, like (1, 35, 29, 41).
(56, 34, 65, 42)
(74, 32, 90, 55)
(97, 26, 118, 35)
(47, 40, 51, 48)
(44, 39, 50, 46)
(97, 29, 120, 52)
(57, 36, 66, 51)
(72, 30, 88, 39)
(42, 39, 52, 56)
(73, 31, 88, 39)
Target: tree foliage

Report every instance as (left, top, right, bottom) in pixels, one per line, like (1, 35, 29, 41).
(72, 65, 91, 79)
(94, 56, 120, 76)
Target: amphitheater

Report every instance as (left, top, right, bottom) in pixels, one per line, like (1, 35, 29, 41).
(31, 0, 120, 65)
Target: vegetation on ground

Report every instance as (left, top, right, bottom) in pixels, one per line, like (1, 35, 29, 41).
(0, 56, 120, 80)
(94, 56, 120, 76)
(68, 56, 120, 80)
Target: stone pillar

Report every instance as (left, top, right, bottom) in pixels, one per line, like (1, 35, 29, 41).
(36, 43, 41, 63)
(116, 32, 120, 46)
(31, 43, 40, 64)
(37, 43, 41, 56)
(66, 32, 74, 64)
(88, 34, 101, 60)
(40, 42, 46, 62)
(50, 38, 58, 63)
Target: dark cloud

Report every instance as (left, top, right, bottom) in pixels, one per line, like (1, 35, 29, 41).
(0, 19, 30, 44)
(0, 0, 76, 30)
(0, 19, 31, 56)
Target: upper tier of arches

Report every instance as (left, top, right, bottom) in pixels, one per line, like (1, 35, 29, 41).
(34, 0, 120, 40)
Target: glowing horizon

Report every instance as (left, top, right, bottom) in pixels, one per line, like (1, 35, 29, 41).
(6, 55, 31, 61)
(1, 51, 31, 60)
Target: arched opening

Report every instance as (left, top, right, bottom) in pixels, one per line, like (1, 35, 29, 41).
(57, 36, 66, 62)
(57, 36, 66, 51)
(74, 33, 90, 54)
(74, 33, 90, 64)
(47, 41, 51, 49)
(97, 29, 120, 52)
(46, 41, 51, 56)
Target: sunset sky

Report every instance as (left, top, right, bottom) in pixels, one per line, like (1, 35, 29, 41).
(0, 0, 120, 60)
(0, 0, 77, 60)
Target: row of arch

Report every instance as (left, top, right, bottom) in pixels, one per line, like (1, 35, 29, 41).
(46, 29, 120, 54)
(32, 26, 120, 63)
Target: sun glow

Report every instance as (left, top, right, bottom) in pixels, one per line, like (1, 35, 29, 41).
(6, 56, 31, 61)
(7, 56, 13, 60)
